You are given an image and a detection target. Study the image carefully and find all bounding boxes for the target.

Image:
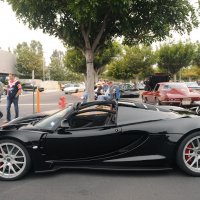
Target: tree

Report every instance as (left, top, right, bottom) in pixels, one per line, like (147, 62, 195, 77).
(49, 50, 66, 81)
(14, 40, 43, 79)
(49, 50, 84, 82)
(7, 0, 199, 100)
(157, 41, 195, 81)
(182, 66, 200, 81)
(63, 41, 122, 82)
(193, 42, 200, 67)
(107, 45, 156, 80)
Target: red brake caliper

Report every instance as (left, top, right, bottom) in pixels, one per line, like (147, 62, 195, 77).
(185, 144, 193, 163)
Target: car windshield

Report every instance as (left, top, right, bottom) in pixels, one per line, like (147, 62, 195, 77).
(120, 84, 135, 90)
(64, 84, 72, 88)
(34, 106, 73, 130)
(163, 83, 189, 91)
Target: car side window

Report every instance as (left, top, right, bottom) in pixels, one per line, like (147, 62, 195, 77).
(67, 110, 114, 129)
(163, 85, 171, 90)
(154, 84, 160, 91)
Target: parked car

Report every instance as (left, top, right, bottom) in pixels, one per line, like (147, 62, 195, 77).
(22, 83, 44, 92)
(137, 82, 145, 90)
(64, 83, 85, 94)
(185, 82, 200, 93)
(141, 82, 200, 107)
(119, 83, 140, 98)
(2, 100, 200, 180)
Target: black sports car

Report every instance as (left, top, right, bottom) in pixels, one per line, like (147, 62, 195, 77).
(1, 100, 200, 181)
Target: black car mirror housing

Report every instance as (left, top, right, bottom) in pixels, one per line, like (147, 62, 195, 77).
(61, 119, 70, 128)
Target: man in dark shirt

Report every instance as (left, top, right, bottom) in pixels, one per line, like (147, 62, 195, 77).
(6, 74, 22, 122)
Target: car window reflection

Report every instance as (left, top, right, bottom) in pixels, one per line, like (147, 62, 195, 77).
(34, 106, 72, 130)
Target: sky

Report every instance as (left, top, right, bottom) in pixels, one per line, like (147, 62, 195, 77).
(0, 1, 66, 64)
(0, 1, 200, 64)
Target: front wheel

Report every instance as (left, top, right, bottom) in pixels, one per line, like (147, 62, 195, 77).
(155, 98, 161, 105)
(177, 132, 200, 176)
(0, 140, 31, 181)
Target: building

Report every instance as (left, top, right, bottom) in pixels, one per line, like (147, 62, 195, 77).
(0, 49, 16, 83)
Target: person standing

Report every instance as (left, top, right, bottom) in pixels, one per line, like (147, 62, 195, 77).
(115, 84, 121, 101)
(6, 74, 22, 122)
(0, 81, 4, 102)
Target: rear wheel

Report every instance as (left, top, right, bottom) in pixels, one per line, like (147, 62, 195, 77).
(177, 132, 200, 176)
(0, 140, 31, 181)
(142, 96, 147, 103)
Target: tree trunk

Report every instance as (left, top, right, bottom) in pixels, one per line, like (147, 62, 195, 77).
(84, 74, 87, 84)
(173, 74, 177, 82)
(85, 49, 95, 101)
(94, 70, 98, 83)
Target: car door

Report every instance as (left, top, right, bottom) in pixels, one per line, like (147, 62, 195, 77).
(42, 110, 122, 160)
(116, 105, 150, 149)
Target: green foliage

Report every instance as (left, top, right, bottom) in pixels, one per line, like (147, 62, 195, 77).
(63, 41, 122, 75)
(107, 45, 156, 80)
(14, 40, 43, 79)
(49, 50, 66, 81)
(193, 42, 200, 67)
(49, 50, 84, 81)
(157, 41, 195, 75)
(7, 0, 198, 49)
(63, 48, 86, 75)
(93, 41, 122, 73)
(182, 65, 200, 80)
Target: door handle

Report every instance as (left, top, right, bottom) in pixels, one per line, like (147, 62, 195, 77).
(115, 129, 119, 133)
(64, 131, 72, 134)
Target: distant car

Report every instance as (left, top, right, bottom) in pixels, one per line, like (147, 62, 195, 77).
(137, 83, 145, 90)
(64, 83, 85, 94)
(119, 83, 140, 98)
(22, 83, 44, 92)
(141, 82, 200, 107)
(185, 82, 200, 93)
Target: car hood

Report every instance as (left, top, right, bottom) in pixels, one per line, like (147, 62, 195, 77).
(1, 109, 58, 130)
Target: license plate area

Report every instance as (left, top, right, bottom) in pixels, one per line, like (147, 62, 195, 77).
(182, 98, 191, 105)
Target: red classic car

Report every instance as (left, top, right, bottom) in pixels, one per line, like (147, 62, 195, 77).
(141, 82, 200, 107)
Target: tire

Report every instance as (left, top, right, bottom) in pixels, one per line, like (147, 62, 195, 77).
(0, 139, 31, 181)
(142, 96, 147, 103)
(176, 132, 200, 176)
(75, 89, 78, 93)
(155, 98, 161, 105)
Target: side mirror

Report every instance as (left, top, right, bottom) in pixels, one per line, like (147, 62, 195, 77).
(61, 119, 70, 128)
